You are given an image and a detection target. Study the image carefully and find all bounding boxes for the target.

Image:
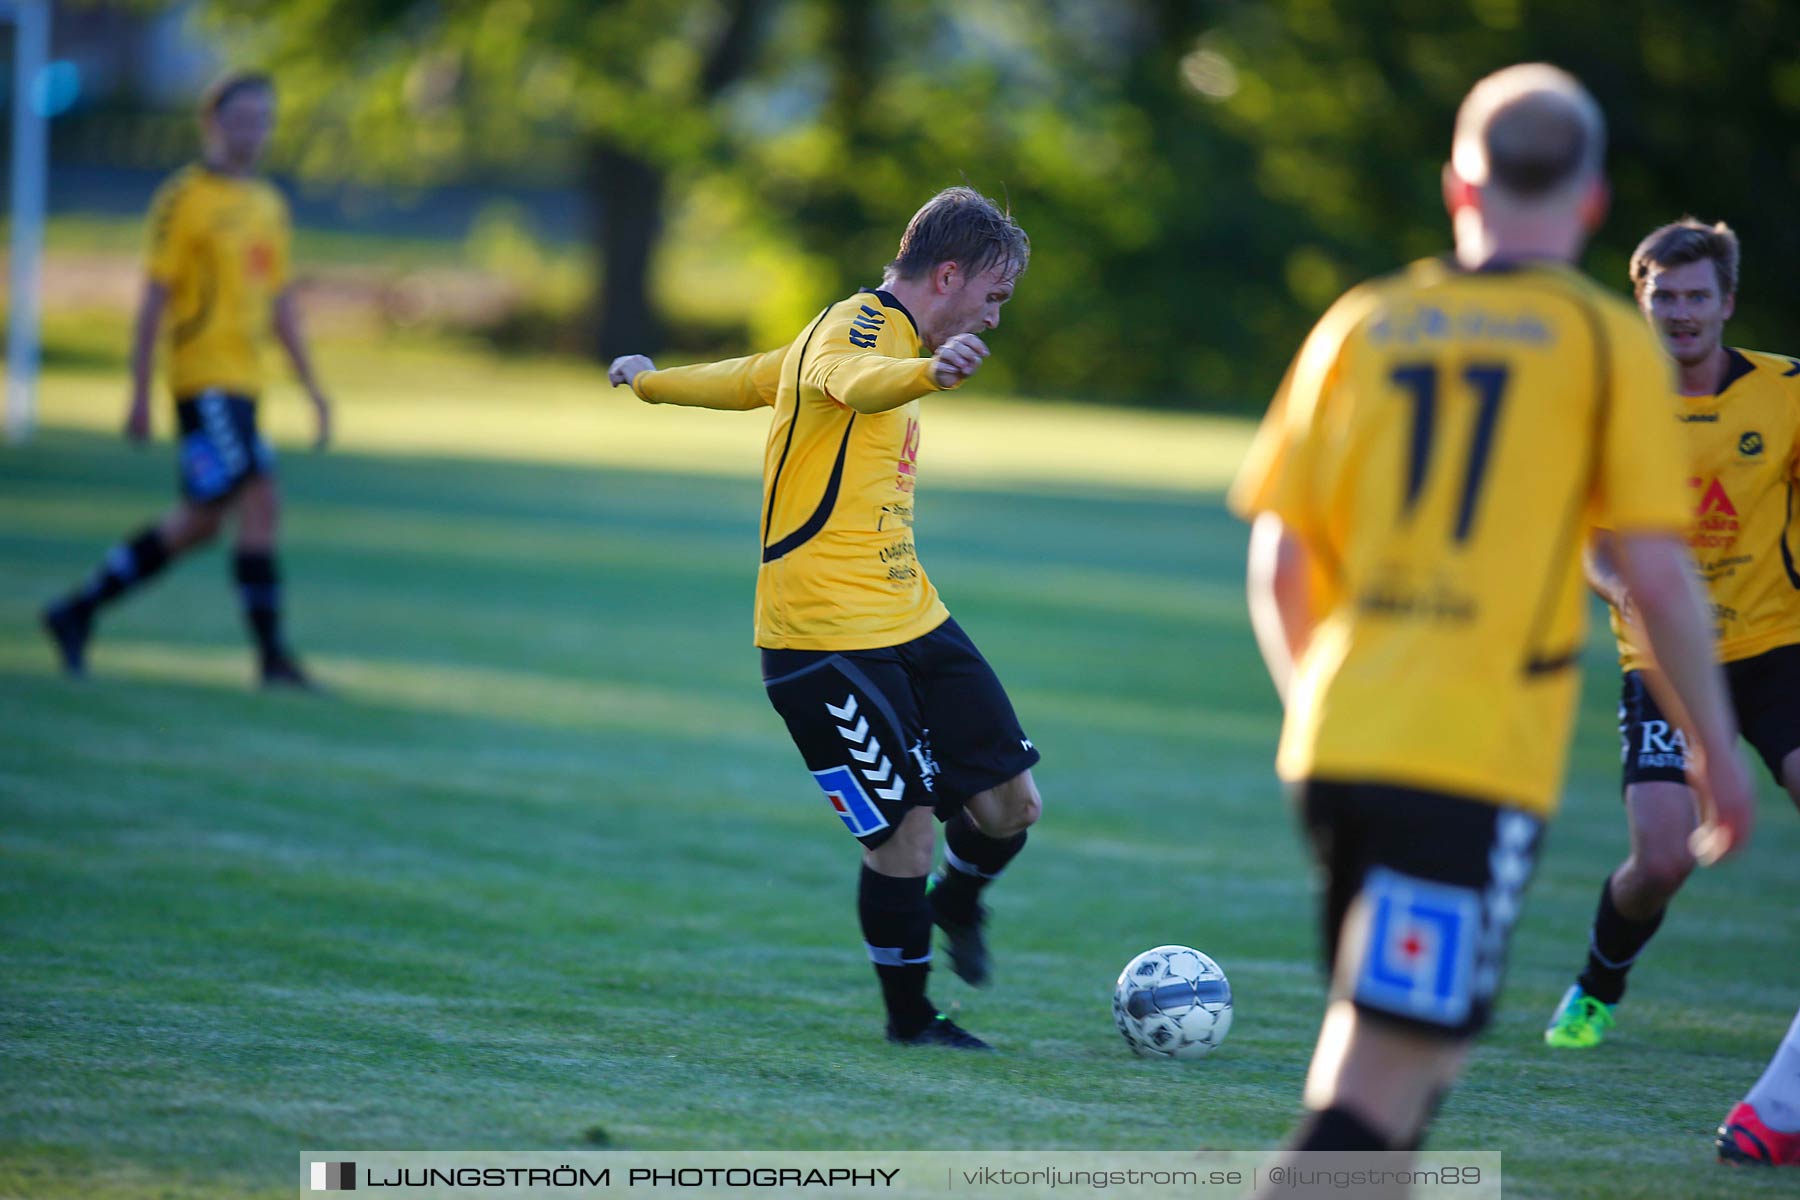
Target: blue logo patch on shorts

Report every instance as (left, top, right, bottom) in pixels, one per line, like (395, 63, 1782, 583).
(1352, 867, 1479, 1026)
(812, 765, 890, 838)
(180, 432, 232, 500)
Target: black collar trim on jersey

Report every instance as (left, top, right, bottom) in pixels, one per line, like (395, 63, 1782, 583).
(1440, 252, 1563, 275)
(1718, 347, 1755, 395)
(871, 288, 921, 336)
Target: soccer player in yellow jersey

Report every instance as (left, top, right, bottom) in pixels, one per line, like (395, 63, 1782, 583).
(1231, 65, 1754, 1166)
(605, 188, 1040, 1049)
(42, 71, 331, 687)
(1544, 219, 1800, 1063)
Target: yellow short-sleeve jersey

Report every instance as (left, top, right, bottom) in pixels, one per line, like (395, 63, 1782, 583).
(1608, 347, 1800, 669)
(145, 164, 291, 399)
(634, 289, 951, 650)
(1230, 259, 1691, 815)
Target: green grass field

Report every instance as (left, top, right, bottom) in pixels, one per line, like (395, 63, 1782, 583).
(4, 343, 1799, 1200)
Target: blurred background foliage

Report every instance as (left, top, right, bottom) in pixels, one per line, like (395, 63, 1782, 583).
(35, 0, 1800, 408)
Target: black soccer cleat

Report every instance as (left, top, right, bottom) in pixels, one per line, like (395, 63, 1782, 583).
(934, 903, 992, 988)
(260, 655, 322, 692)
(887, 1014, 992, 1050)
(42, 601, 92, 677)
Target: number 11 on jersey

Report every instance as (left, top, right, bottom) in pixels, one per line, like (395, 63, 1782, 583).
(1390, 363, 1511, 543)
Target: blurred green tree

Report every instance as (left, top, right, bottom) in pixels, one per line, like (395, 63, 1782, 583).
(202, 0, 1800, 409)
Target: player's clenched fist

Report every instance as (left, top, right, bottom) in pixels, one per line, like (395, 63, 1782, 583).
(608, 354, 656, 388)
(929, 334, 989, 389)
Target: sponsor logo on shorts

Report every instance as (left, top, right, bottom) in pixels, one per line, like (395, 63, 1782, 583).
(812, 765, 890, 838)
(1636, 718, 1689, 770)
(907, 738, 938, 792)
(1352, 868, 1480, 1026)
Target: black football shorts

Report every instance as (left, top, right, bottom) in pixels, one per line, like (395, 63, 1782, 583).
(1619, 642, 1800, 790)
(761, 617, 1040, 850)
(176, 390, 275, 504)
(1298, 778, 1545, 1039)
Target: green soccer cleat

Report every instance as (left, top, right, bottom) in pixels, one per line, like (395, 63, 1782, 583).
(1544, 984, 1616, 1048)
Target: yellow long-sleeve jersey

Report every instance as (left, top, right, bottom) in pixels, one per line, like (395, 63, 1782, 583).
(632, 289, 953, 650)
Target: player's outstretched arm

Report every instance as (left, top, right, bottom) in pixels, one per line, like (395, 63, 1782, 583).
(815, 333, 987, 415)
(612, 348, 783, 412)
(125, 280, 170, 443)
(1245, 512, 1315, 704)
(274, 289, 333, 449)
(1616, 531, 1755, 862)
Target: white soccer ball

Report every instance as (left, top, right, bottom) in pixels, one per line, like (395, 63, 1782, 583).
(1113, 945, 1234, 1059)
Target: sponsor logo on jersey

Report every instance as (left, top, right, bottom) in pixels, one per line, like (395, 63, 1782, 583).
(1367, 303, 1553, 347)
(1689, 476, 1740, 551)
(1693, 476, 1737, 516)
(895, 417, 921, 493)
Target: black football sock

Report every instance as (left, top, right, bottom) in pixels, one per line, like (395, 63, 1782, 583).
(233, 550, 287, 666)
(859, 865, 935, 1037)
(1575, 876, 1665, 1006)
(929, 811, 1027, 925)
(61, 526, 172, 619)
(1291, 1104, 1395, 1152)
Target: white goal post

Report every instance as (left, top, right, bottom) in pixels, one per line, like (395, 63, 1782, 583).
(3, 0, 49, 444)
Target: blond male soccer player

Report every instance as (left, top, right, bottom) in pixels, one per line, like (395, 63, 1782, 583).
(1544, 221, 1800, 1066)
(42, 71, 331, 687)
(1231, 65, 1754, 1165)
(607, 188, 1040, 1049)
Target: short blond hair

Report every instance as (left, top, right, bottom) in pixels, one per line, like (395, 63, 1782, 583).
(1630, 218, 1739, 299)
(1452, 64, 1603, 201)
(886, 187, 1029, 284)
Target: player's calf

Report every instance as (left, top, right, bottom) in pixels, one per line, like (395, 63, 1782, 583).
(929, 771, 1039, 987)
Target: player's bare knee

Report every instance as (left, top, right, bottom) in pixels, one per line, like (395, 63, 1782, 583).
(238, 481, 281, 544)
(1631, 848, 1696, 901)
(164, 505, 222, 551)
(969, 772, 1040, 837)
(1008, 779, 1043, 831)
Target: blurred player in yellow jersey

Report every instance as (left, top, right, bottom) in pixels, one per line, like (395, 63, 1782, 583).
(1544, 221, 1800, 1065)
(42, 71, 331, 688)
(1231, 65, 1754, 1169)
(606, 188, 1040, 1049)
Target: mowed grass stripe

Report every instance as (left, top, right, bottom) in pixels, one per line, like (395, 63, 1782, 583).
(3, 419, 1798, 1199)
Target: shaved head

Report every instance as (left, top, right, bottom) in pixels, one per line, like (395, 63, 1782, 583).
(1453, 64, 1604, 202)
